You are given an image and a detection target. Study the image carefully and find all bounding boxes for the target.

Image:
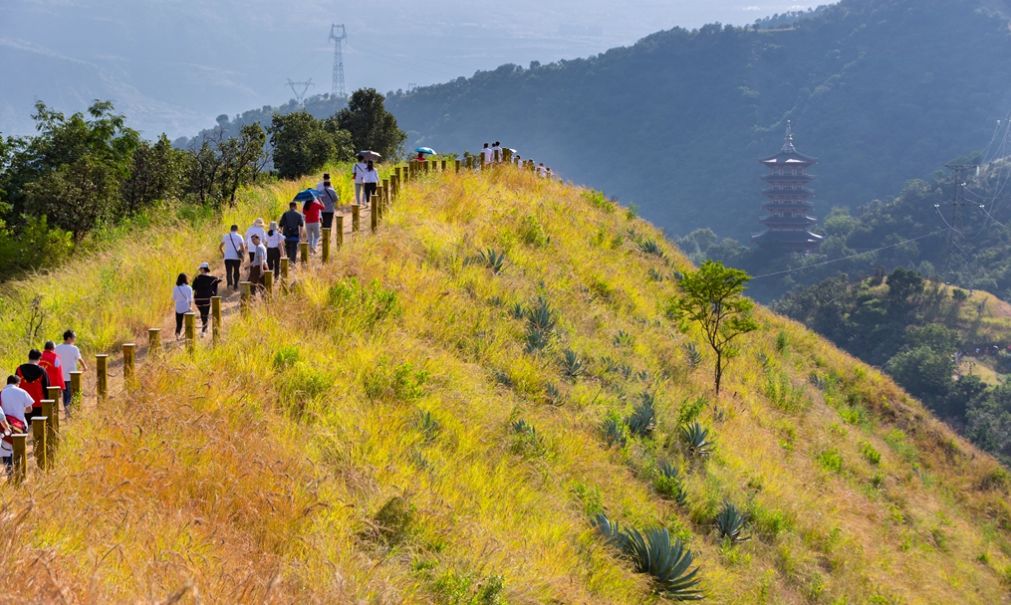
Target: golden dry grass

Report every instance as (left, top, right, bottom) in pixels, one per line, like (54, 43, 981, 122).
(0, 165, 1009, 603)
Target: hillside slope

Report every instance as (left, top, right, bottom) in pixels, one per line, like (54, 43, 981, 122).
(386, 0, 1011, 238)
(1, 167, 1009, 603)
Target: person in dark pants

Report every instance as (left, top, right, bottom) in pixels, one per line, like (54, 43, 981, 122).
(320, 179, 338, 229)
(362, 160, 379, 207)
(279, 201, 304, 264)
(54, 330, 86, 415)
(15, 350, 48, 423)
(192, 262, 221, 335)
(248, 234, 268, 296)
(218, 224, 245, 289)
(265, 221, 282, 278)
(172, 273, 193, 340)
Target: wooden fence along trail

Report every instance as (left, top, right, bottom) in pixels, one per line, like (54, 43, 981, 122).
(8, 153, 545, 484)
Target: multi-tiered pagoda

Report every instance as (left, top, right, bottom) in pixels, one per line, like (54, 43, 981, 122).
(753, 122, 822, 252)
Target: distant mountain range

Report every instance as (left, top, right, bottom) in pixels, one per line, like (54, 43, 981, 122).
(384, 0, 1011, 238)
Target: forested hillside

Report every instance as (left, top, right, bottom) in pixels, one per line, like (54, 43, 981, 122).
(1, 164, 1009, 603)
(385, 0, 1011, 238)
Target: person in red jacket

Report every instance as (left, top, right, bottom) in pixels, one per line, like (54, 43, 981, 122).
(15, 349, 49, 422)
(303, 195, 325, 254)
(39, 341, 63, 395)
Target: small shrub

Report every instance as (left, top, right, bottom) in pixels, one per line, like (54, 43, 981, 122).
(639, 238, 665, 258)
(859, 441, 881, 465)
(816, 449, 844, 474)
(683, 342, 703, 370)
(613, 330, 634, 347)
(364, 361, 430, 402)
(561, 349, 584, 379)
(328, 278, 400, 327)
(511, 419, 545, 457)
(432, 571, 506, 605)
(715, 501, 750, 544)
(372, 496, 415, 546)
(655, 462, 688, 505)
(589, 278, 614, 302)
(677, 396, 707, 426)
(681, 422, 714, 458)
(648, 268, 664, 282)
(272, 345, 300, 370)
(519, 214, 549, 247)
(545, 382, 563, 406)
(418, 410, 440, 443)
(583, 190, 616, 213)
(593, 514, 703, 600)
(524, 296, 557, 352)
(510, 302, 525, 319)
(627, 393, 657, 438)
(775, 331, 788, 353)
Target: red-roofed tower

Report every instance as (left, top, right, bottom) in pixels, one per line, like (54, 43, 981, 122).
(753, 122, 822, 252)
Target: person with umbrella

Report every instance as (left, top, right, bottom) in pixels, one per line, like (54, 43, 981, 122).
(292, 189, 324, 254)
(362, 160, 380, 208)
(352, 155, 367, 205)
(414, 147, 436, 163)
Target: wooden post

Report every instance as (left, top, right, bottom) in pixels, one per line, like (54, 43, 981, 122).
(441, 159, 447, 171)
(455, 159, 461, 173)
(300, 242, 309, 267)
(371, 198, 379, 233)
(96, 354, 108, 403)
(395, 166, 402, 184)
(70, 371, 82, 407)
(423, 160, 430, 174)
(479, 153, 485, 170)
(11, 434, 27, 485)
(504, 148, 513, 163)
(322, 228, 331, 263)
(336, 215, 344, 249)
(352, 205, 361, 232)
(382, 178, 390, 202)
(211, 296, 222, 343)
(32, 416, 47, 470)
(467, 156, 474, 170)
(149, 328, 162, 356)
(263, 271, 274, 297)
(122, 343, 136, 381)
(184, 312, 196, 354)
(45, 386, 61, 445)
(41, 399, 57, 461)
(280, 257, 289, 282)
(240, 282, 251, 314)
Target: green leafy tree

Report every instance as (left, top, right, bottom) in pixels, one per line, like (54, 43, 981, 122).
(884, 345, 955, 403)
(122, 134, 189, 212)
(270, 112, 340, 180)
(335, 88, 406, 159)
(184, 124, 266, 206)
(669, 260, 759, 395)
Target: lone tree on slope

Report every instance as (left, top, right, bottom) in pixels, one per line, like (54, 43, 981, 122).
(669, 260, 758, 396)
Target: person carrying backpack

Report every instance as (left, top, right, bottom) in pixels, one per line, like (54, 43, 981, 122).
(0, 375, 34, 475)
(39, 341, 63, 397)
(15, 349, 49, 423)
(319, 179, 339, 230)
(279, 201, 305, 264)
(192, 263, 221, 335)
(219, 225, 245, 290)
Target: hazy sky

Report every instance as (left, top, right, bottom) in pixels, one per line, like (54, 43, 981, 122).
(0, 0, 824, 137)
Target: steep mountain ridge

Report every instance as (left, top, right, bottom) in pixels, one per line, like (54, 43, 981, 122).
(0, 166, 1008, 603)
(386, 0, 1011, 238)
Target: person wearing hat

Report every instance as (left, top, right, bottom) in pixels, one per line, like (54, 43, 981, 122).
(247, 234, 268, 295)
(245, 218, 267, 264)
(192, 262, 221, 336)
(265, 220, 283, 279)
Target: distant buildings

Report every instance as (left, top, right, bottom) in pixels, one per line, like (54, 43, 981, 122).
(753, 122, 822, 253)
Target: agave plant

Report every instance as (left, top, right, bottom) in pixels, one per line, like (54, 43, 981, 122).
(479, 248, 507, 274)
(524, 296, 557, 352)
(613, 330, 634, 347)
(683, 342, 703, 370)
(654, 461, 688, 506)
(594, 513, 704, 600)
(545, 382, 563, 406)
(680, 422, 713, 458)
(715, 501, 750, 544)
(627, 393, 657, 438)
(417, 410, 440, 443)
(602, 415, 627, 448)
(561, 348, 585, 379)
(639, 239, 665, 258)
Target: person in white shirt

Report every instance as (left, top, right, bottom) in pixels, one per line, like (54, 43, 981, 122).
(362, 160, 380, 208)
(218, 225, 245, 290)
(537, 163, 548, 178)
(244, 218, 267, 263)
(352, 156, 368, 205)
(491, 141, 502, 163)
(481, 143, 493, 165)
(248, 234, 268, 296)
(1, 375, 35, 473)
(172, 273, 194, 340)
(54, 329, 86, 413)
(265, 220, 283, 278)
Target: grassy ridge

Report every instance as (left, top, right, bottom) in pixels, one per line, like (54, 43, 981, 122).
(1, 167, 1009, 603)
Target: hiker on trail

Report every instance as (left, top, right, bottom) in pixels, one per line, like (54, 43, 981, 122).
(192, 263, 221, 336)
(353, 155, 368, 205)
(15, 349, 48, 422)
(316, 172, 331, 191)
(482, 143, 493, 165)
(492, 141, 502, 163)
(279, 202, 304, 264)
(265, 221, 283, 278)
(319, 178, 339, 230)
(362, 160, 379, 208)
(245, 219, 267, 263)
(537, 163, 547, 178)
(414, 151, 426, 163)
(54, 330, 86, 415)
(248, 234, 268, 294)
(172, 273, 194, 340)
(39, 342, 63, 401)
(219, 225, 245, 290)
(303, 193, 325, 253)
(1, 376, 33, 474)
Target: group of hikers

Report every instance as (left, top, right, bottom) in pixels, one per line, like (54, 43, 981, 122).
(478, 141, 555, 179)
(1, 331, 86, 472)
(1, 147, 554, 476)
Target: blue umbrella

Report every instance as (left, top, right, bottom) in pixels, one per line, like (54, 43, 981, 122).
(415, 146, 436, 155)
(293, 188, 322, 202)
